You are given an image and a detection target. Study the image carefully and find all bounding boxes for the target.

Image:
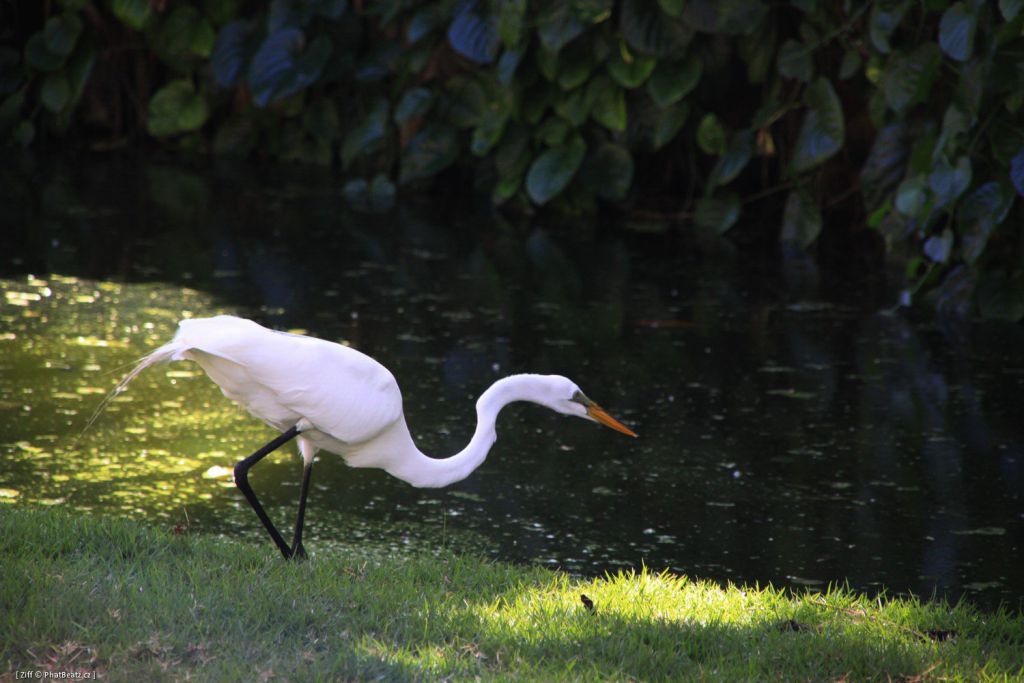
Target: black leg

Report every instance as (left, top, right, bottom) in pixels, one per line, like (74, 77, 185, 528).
(234, 425, 300, 559)
(290, 460, 314, 559)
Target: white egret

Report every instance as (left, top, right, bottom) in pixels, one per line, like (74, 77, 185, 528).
(110, 315, 637, 559)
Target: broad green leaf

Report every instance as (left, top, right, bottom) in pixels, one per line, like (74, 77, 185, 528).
(907, 129, 939, 176)
(935, 104, 969, 156)
(147, 80, 209, 136)
(471, 109, 508, 156)
(448, 0, 499, 64)
(895, 175, 928, 216)
(780, 188, 822, 248)
(860, 122, 907, 210)
(525, 136, 586, 204)
(792, 77, 844, 173)
(498, 0, 526, 47)
(620, 0, 693, 57)
(43, 14, 82, 58)
(492, 174, 522, 203)
(681, 0, 767, 35)
(709, 131, 754, 187)
(652, 101, 689, 149)
(739, 17, 776, 84)
(657, 0, 684, 16)
(266, 0, 341, 31)
(535, 46, 559, 82)
(191, 19, 216, 58)
(589, 78, 626, 132)
(496, 49, 523, 86)
(1001, 0, 1024, 20)
(959, 182, 1014, 264)
(573, 0, 613, 23)
(442, 75, 489, 128)
(867, 198, 893, 229)
(867, 89, 887, 128)
(40, 73, 70, 112)
(536, 116, 570, 147)
(553, 85, 595, 126)
(928, 267, 970, 318)
(923, 229, 953, 263)
(202, 0, 242, 25)
(1010, 148, 1024, 197)
(881, 43, 941, 112)
(839, 49, 861, 80)
(955, 59, 983, 119)
(606, 46, 656, 88)
(112, 0, 152, 30)
(394, 87, 434, 125)
(369, 173, 396, 212)
(403, 41, 432, 74)
(342, 97, 388, 168)
(696, 113, 726, 155)
(211, 21, 251, 87)
(646, 56, 701, 107)
(928, 156, 971, 206)
(938, 2, 976, 62)
(869, 2, 907, 54)
(494, 124, 531, 180)
(408, 6, 442, 43)
(557, 41, 595, 90)
(694, 193, 740, 234)
(342, 178, 369, 209)
(249, 30, 332, 107)
(399, 124, 461, 184)
(25, 33, 65, 72)
(268, 0, 314, 31)
(355, 42, 400, 82)
(314, 0, 346, 20)
(536, 3, 584, 52)
(777, 40, 812, 82)
(153, 6, 214, 67)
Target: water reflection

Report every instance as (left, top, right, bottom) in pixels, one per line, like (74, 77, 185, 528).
(2, 154, 1022, 610)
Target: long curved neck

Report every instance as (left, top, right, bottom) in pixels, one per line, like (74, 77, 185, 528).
(385, 375, 548, 488)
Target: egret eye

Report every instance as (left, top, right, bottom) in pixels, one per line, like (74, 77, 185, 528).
(570, 390, 593, 407)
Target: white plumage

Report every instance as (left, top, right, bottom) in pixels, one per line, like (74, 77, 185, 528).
(173, 317, 403, 447)
(107, 315, 636, 558)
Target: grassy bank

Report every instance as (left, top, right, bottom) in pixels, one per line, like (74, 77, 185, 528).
(1, 508, 1021, 681)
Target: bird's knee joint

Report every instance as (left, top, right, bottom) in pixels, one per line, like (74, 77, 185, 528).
(295, 417, 314, 433)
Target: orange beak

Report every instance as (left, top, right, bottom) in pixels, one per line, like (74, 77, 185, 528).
(586, 402, 638, 438)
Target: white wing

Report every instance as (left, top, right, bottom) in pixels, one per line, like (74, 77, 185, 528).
(174, 316, 403, 444)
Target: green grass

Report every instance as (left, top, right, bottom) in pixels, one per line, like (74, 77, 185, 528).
(1, 508, 1021, 682)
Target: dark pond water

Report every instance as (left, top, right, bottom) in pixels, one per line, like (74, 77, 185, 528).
(2, 153, 1022, 610)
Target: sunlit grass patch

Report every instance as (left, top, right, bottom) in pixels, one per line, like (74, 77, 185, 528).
(1, 507, 1022, 682)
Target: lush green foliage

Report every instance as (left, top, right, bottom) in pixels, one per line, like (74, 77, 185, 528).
(3, 507, 1023, 680)
(3, 1, 1024, 317)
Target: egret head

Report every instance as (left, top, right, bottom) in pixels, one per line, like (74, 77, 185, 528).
(539, 375, 638, 437)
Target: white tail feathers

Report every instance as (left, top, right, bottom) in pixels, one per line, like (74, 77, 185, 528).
(81, 337, 189, 437)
